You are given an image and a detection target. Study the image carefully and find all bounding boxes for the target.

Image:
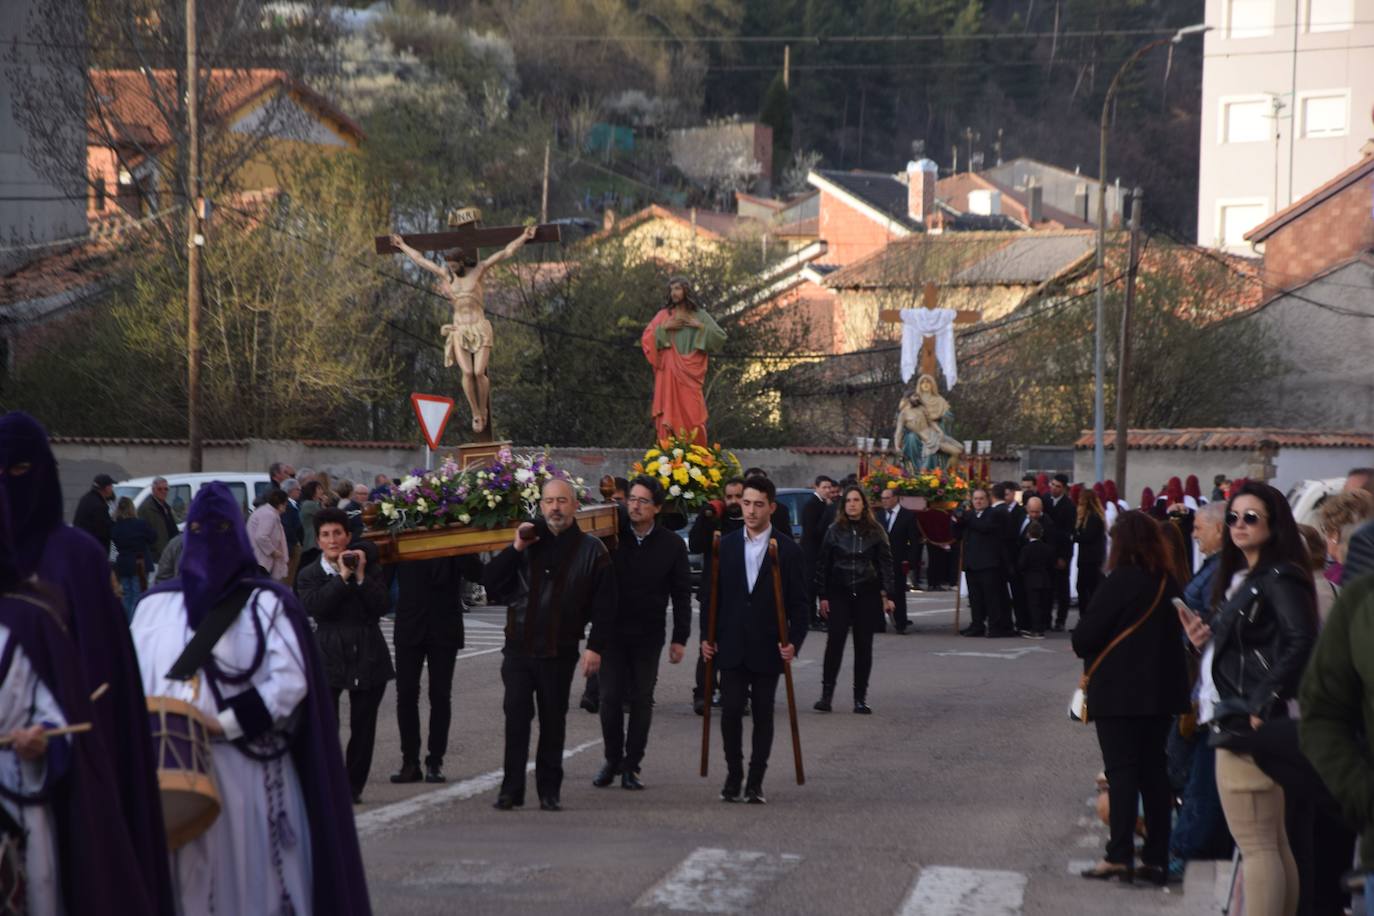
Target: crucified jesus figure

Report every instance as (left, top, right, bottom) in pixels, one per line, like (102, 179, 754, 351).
(389, 225, 536, 434)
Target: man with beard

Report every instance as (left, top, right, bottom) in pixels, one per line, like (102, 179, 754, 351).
(0, 412, 174, 914)
(484, 478, 616, 811)
(689, 477, 745, 714)
(592, 476, 690, 790)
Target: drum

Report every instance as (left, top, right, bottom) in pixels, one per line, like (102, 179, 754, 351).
(147, 695, 221, 849)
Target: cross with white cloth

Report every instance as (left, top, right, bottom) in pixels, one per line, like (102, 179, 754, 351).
(879, 283, 980, 390)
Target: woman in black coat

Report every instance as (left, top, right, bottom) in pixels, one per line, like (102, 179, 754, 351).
(813, 486, 894, 714)
(1072, 510, 1190, 885)
(1073, 488, 1108, 613)
(296, 507, 394, 803)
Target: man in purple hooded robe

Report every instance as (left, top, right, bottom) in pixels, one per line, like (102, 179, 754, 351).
(0, 485, 161, 914)
(135, 482, 372, 915)
(0, 411, 174, 913)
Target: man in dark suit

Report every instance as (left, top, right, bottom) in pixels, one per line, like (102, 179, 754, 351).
(700, 476, 808, 804)
(991, 482, 1028, 632)
(877, 487, 917, 634)
(1045, 474, 1077, 630)
(800, 475, 835, 632)
(1019, 474, 1043, 507)
(73, 473, 116, 553)
(390, 555, 479, 784)
(954, 488, 1014, 637)
(689, 477, 746, 715)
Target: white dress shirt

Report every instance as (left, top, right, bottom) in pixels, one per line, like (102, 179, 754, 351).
(744, 525, 772, 592)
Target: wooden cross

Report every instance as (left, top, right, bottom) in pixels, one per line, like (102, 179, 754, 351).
(374, 223, 561, 256)
(878, 282, 981, 382)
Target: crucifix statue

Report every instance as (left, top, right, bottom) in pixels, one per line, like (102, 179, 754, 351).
(879, 283, 980, 471)
(378, 209, 561, 442)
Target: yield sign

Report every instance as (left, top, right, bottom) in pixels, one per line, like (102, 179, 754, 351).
(410, 393, 455, 450)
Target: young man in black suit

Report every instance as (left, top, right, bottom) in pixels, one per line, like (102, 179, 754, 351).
(801, 475, 836, 632)
(688, 477, 745, 715)
(991, 482, 1029, 632)
(1016, 522, 1055, 638)
(877, 487, 917, 633)
(954, 488, 1015, 637)
(1045, 474, 1077, 630)
(700, 476, 809, 804)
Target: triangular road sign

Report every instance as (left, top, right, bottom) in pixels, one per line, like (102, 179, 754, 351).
(410, 393, 455, 450)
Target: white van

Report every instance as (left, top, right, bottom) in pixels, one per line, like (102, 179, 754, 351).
(115, 472, 273, 528)
(1285, 477, 1347, 528)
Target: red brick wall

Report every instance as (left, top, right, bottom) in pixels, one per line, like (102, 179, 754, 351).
(1263, 173, 1374, 293)
(816, 190, 907, 267)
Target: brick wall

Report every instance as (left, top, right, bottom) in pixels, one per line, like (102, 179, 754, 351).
(1262, 172, 1374, 293)
(816, 190, 907, 266)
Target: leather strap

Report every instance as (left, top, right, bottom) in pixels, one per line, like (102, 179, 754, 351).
(1078, 577, 1167, 690)
(166, 584, 254, 681)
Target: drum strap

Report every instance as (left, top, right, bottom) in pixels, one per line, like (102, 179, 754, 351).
(166, 585, 254, 682)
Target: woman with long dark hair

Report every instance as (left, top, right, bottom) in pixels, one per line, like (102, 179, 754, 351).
(1179, 481, 1317, 916)
(813, 486, 894, 714)
(1073, 488, 1107, 612)
(1072, 511, 1190, 885)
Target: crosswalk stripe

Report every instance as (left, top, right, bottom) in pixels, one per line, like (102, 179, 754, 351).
(897, 866, 1026, 916)
(635, 847, 803, 914)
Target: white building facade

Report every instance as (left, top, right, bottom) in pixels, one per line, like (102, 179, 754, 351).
(1197, 0, 1374, 252)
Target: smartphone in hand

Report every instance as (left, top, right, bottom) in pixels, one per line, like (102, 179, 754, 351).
(1171, 597, 1199, 618)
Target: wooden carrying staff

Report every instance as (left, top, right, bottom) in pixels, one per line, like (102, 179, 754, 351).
(0, 722, 92, 748)
(767, 539, 805, 786)
(952, 536, 966, 635)
(699, 531, 722, 778)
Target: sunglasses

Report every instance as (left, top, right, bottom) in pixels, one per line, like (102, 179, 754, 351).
(1226, 510, 1267, 528)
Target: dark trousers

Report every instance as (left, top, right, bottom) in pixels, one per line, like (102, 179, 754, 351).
(1053, 564, 1072, 625)
(821, 590, 879, 697)
(693, 650, 720, 701)
(582, 671, 599, 704)
(907, 550, 923, 589)
(1170, 739, 1232, 860)
(1026, 585, 1052, 633)
(888, 573, 909, 628)
(500, 653, 578, 801)
(926, 545, 953, 587)
(1094, 715, 1173, 867)
(1007, 568, 1029, 631)
(719, 667, 778, 781)
(965, 567, 1009, 631)
(395, 640, 459, 768)
(330, 684, 387, 796)
(599, 640, 662, 772)
(1078, 563, 1102, 616)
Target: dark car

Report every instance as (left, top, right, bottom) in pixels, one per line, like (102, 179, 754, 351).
(675, 513, 704, 590)
(773, 488, 812, 541)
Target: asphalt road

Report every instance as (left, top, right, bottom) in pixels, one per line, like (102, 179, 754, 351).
(351, 592, 1213, 916)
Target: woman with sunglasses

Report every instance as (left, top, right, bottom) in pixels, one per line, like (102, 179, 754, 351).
(1179, 482, 1317, 916)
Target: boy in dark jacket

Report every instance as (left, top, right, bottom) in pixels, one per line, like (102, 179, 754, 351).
(1017, 522, 1056, 638)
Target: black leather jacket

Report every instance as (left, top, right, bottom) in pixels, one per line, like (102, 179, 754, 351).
(1210, 561, 1318, 719)
(814, 523, 895, 598)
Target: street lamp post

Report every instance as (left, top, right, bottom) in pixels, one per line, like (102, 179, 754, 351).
(1092, 23, 1210, 484)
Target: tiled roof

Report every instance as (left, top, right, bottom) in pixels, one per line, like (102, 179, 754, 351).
(935, 172, 1092, 230)
(812, 169, 921, 231)
(90, 68, 363, 160)
(1245, 154, 1374, 243)
(1073, 428, 1374, 450)
(580, 204, 745, 246)
(774, 217, 818, 237)
(823, 230, 1094, 290)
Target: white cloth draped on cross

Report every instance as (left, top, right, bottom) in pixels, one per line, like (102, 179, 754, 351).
(899, 307, 958, 389)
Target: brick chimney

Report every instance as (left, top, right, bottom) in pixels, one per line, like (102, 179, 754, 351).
(906, 158, 938, 224)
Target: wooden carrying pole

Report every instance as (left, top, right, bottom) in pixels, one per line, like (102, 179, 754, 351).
(767, 539, 805, 785)
(699, 531, 722, 777)
(952, 537, 966, 634)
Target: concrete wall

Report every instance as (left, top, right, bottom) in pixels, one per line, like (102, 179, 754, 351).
(1073, 445, 1374, 498)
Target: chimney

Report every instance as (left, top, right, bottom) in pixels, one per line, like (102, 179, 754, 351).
(906, 158, 938, 224)
(967, 188, 1002, 216)
(1027, 180, 1043, 224)
(1074, 183, 1089, 223)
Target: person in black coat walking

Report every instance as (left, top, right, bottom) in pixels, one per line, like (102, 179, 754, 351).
(954, 489, 1014, 637)
(1046, 474, 1077, 629)
(295, 507, 395, 803)
(801, 476, 836, 630)
(73, 473, 116, 554)
(814, 486, 894, 713)
(1071, 510, 1189, 885)
(1016, 523, 1055, 638)
(992, 483, 1029, 632)
(876, 487, 917, 633)
(389, 554, 480, 785)
(1074, 489, 1108, 614)
(700, 476, 808, 804)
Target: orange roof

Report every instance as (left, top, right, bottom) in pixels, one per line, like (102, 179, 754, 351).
(1073, 428, 1374, 450)
(936, 172, 1091, 230)
(90, 68, 363, 159)
(1245, 154, 1374, 243)
(581, 204, 747, 245)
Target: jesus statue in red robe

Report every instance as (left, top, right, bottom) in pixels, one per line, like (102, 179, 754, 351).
(641, 278, 726, 446)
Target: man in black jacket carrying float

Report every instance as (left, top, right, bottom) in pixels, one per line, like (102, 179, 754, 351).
(955, 488, 1016, 638)
(701, 476, 809, 805)
(592, 476, 692, 790)
(484, 478, 616, 812)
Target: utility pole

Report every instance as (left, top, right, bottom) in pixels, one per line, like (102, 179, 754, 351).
(1113, 187, 1143, 494)
(783, 45, 790, 89)
(540, 141, 550, 225)
(185, 0, 204, 472)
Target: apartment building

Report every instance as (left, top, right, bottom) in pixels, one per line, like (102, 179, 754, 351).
(1197, 0, 1374, 252)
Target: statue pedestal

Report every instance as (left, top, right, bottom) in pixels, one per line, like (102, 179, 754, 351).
(457, 440, 513, 471)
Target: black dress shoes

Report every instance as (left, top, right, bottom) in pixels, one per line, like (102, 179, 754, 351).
(720, 773, 743, 802)
(853, 701, 872, 714)
(390, 763, 422, 784)
(744, 783, 767, 805)
(959, 625, 986, 637)
(693, 695, 705, 716)
(538, 795, 562, 812)
(424, 764, 446, 784)
(352, 793, 363, 805)
(621, 770, 645, 790)
(579, 693, 599, 714)
(592, 762, 619, 788)
(492, 795, 522, 811)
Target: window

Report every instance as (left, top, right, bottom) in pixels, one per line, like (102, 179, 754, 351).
(92, 177, 106, 210)
(1301, 91, 1348, 137)
(1218, 200, 1268, 248)
(1308, 0, 1353, 31)
(1221, 98, 1271, 143)
(1227, 0, 1274, 37)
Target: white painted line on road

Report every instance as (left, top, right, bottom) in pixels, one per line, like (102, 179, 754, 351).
(930, 646, 1054, 660)
(354, 738, 602, 838)
(897, 866, 1027, 916)
(1066, 859, 1096, 876)
(635, 847, 803, 914)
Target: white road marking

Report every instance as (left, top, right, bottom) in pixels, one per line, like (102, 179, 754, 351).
(354, 738, 602, 838)
(930, 647, 1054, 660)
(635, 847, 803, 914)
(1066, 859, 1096, 876)
(897, 866, 1027, 916)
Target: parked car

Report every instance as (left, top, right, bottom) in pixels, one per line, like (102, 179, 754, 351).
(773, 487, 812, 541)
(673, 512, 704, 591)
(1286, 477, 1347, 528)
(116, 472, 273, 529)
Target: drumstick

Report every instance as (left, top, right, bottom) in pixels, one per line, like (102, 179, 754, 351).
(90, 682, 109, 702)
(0, 722, 93, 747)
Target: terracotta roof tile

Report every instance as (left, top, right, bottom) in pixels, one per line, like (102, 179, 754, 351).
(1073, 428, 1374, 450)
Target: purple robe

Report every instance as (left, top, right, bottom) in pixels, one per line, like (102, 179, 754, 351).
(0, 412, 174, 914)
